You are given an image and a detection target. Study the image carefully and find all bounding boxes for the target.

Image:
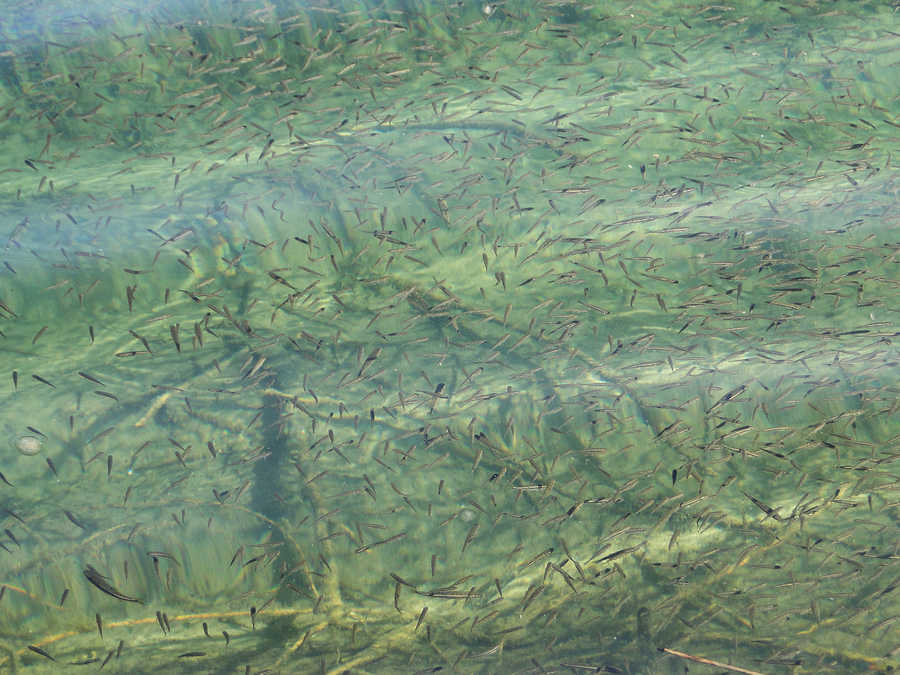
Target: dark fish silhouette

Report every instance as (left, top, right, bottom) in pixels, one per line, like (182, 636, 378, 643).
(83, 565, 143, 603)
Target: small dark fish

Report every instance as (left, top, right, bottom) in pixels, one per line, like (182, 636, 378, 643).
(32, 374, 55, 388)
(355, 531, 407, 554)
(128, 330, 152, 353)
(743, 491, 782, 521)
(64, 510, 88, 530)
(70, 657, 101, 666)
(0, 300, 18, 318)
(4, 509, 25, 524)
(461, 523, 479, 554)
(0, 472, 13, 487)
(88, 427, 116, 445)
(27, 645, 55, 661)
(415, 606, 428, 631)
(32, 326, 48, 345)
(78, 371, 104, 385)
(100, 650, 114, 670)
(83, 565, 142, 603)
(707, 385, 746, 414)
(147, 550, 179, 566)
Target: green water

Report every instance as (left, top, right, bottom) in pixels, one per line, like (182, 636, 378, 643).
(0, 0, 897, 672)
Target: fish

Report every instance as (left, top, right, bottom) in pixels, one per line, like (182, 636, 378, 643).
(32, 326, 48, 345)
(78, 371, 105, 385)
(83, 565, 143, 603)
(169, 324, 181, 352)
(32, 374, 55, 388)
(27, 645, 55, 662)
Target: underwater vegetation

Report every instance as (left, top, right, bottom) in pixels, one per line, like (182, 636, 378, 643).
(0, 0, 898, 672)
